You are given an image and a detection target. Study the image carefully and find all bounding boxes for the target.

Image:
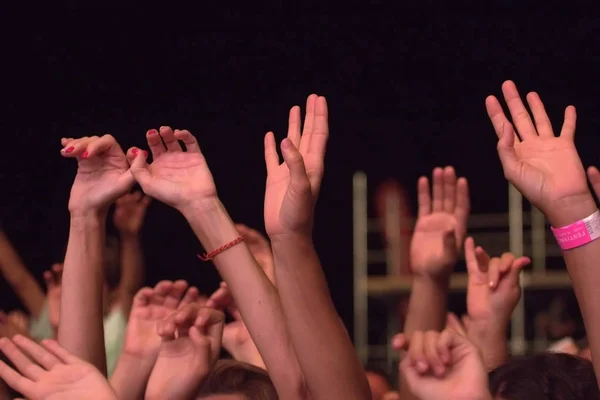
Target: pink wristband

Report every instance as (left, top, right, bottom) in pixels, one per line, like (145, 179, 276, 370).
(551, 210, 600, 250)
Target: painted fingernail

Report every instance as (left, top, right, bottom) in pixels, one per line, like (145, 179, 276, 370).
(143, 150, 148, 158)
(63, 146, 74, 153)
(82, 151, 89, 159)
(132, 148, 139, 156)
(147, 129, 157, 135)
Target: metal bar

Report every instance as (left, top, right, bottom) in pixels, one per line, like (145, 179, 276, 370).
(384, 192, 401, 369)
(509, 183, 526, 355)
(353, 171, 369, 363)
(531, 207, 547, 272)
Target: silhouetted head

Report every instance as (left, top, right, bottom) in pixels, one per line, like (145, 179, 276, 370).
(489, 352, 600, 399)
(197, 359, 278, 400)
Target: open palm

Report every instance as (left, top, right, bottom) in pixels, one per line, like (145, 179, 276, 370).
(410, 167, 469, 277)
(61, 135, 135, 213)
(129, 127, 217, 212)
(486, 81, 589, 214)
(0, 336, 116, 400)
(123, 280, 189, 358)
(264, 95, 329, 237)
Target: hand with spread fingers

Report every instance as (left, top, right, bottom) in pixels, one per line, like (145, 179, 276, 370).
(0, 335, 116, 400)
(393, 330, 490, 400)
(44, 263, 63, 332)
(113, 191, 151, 235)
(60, 135, 136, 214)
(464, 237, 530, 325)
(410, 167, 470, 278)
(264, 94, 329, 238)
(127, 127, 218, 214)
(146, 305, 224, 400)
(486, 81, 593, 226)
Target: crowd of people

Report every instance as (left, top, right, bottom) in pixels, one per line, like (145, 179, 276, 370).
(1, 81, 600, 399)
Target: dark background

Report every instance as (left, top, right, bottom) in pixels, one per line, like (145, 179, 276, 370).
(1, 11, 599, 337)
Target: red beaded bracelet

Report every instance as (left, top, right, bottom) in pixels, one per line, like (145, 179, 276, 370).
(197, 236, 244, 261)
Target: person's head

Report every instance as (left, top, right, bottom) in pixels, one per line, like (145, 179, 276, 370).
(365, 366, 392, 400)
(197, 359, 278, 400)
(489, 352, 600, 399)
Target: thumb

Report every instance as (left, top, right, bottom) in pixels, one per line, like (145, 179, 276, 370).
(496, 123, 519, 176)
(127, 147, 152, 188)
(280, 139, 311, 198)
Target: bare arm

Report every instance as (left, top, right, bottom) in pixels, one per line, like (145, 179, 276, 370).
(0, 230, 45, 317)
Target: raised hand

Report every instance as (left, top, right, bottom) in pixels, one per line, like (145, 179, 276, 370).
(394, 329, 489, 400)
(43, 263, 63, 331)
(464, 237, 530, 325)
(122, 280, 189, 359)
(112, 191, 151, 235)
(61, 135, 135, 214)
(128, 127, 217, 213)
(146, 305, 224, 400)
(0, 335, 116, 400)
(486, 81, 591, 224)
(264, 95, 329, 238)
(410, 167, 470, 277)
(0, 311, 28, 339)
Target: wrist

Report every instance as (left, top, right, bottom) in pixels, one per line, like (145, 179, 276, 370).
(412, 273, 450, 288)
(545, 193, 597, 228)
(179, 197, 222, 219)
(119, 231, 140, 241)
(69, 211, 105, 228)
(269, 231, 313, 246)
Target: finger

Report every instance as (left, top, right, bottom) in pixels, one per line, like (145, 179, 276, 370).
(188, 326, 213, 363)
(264, 132, 280, 174)
(156, 318, 177, 340)
(207, 286, 233, 310)
(526, 92, 554, 138)
(587, 167, 600, 199)
(127, 147, 152, 189)
(437, 329, 458, 365)
(464, 237, 479, 275)
(488, 257, 501, 288)
(12, 335, 60, 370)
(146, 128, 165, 159)
(298, 94, 318, 155)
(195, 308, 225, 340)
(446, 313, 466, 337)
(280, 139, 312, 198)
(173, 305, 198, 327)
(442, 166, 457, 213)
(417, 176, 431, 217)
(559, 105, 577, 140)
(83, 134, 124, 159)
(43, 271, 54, 289)
(150, 281, 173, 305)
(60, 137, 93, 158)
(174, 129, 201, 153)
(287, 106, 302, 150)
(132, 287, 153, 308)
(474, 246, 491, 271)
(0, 338, 44, 380)
(163, 280, 189, 309)
(235, 224, 270, 248)
(423, 331, 446, 375)
(307, 96, 329, 160)
(506, 256, 530, 287)
(0, 359, 32, 398)
(454, 177, 470, 242)
(179, 287, 200, 308)
(159, 126, 182, 152)
(391, 333, 407, 351)
(501, 80, 537, 140)
(498, 252, 516, 277)
(431, 167, 444, 212)
(495, 121, 520, 176)
(407, 332, 428, 373)
(60, 137, 74, 146)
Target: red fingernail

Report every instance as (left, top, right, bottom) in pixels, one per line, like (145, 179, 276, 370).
(132, 148, 139, 156)
(64, 146, 74, 153)
(82, 151, 89, 159)
(143, 150, 148, 158)
(147, 129, 157, 135)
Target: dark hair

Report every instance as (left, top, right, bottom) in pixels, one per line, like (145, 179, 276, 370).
(489, 352, 600, 399)
(197, 359, 278, 399)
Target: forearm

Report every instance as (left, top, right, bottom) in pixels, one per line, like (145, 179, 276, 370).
(403, 276, 449, 336)
(110, 354, 155, 400)
(0, 232, 45, 316)
(117, 233, 144, 315)
(271, 234, 371, 400)
(466, 322, 508, 370)
(183, 200, 306, 399)
(57, 213, 107, 374)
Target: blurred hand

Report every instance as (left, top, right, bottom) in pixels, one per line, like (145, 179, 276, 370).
(486, 81, 592, 224)
(0, 335, 116, 400)
(61, 135, 135, 215)
(464, 237, 530, 326)
(146, 305, 224, 400)
(410, 167, 469, 278)
(44, 263, 63, 331)
(264, 95, 329, 239)
(0, 311, 28, 339)
(128, 127, 218, 214)
(393, 329, 489, 400)
(113, 191, 151, 235)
